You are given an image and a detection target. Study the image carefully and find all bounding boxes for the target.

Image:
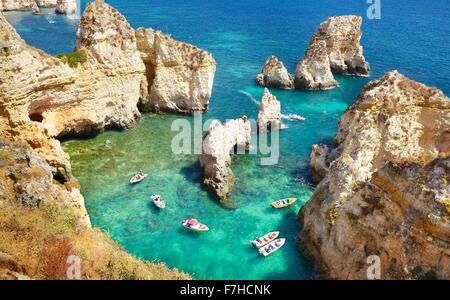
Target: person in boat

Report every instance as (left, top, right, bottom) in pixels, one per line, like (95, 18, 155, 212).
(256, 237, 262, 243)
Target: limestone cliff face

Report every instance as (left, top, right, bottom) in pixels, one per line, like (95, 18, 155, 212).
(0, 0, 62, 12)
(310, 15, 370, 76)
(200, 117, 251, 203)
(294, 40, 338, 90)
(294, 15, 370, 90)
(299, 71, 450, 279)
(0, 139, 90, 226)
(256, 56, 294, 89)
(135, 27, 216, 113)
(55, 0, 76, 14)
(258, 88, 282, 133)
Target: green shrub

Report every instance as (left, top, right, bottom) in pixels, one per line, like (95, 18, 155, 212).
(56, 50, 88, 68)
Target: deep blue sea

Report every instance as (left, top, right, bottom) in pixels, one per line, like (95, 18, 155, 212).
(5, 0, 449, 279)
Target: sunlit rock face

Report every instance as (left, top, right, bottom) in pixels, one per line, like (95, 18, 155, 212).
(200, 117, 251, 203)
(299, 71, 450, 280)
(256, 56, 294, 89)
(135, 27, 216, 113)
(310, 15, 370, 76)
(56, 0, 77, 15)
(295, 15, 370, 90)
(294, 40, 338, 90)
(258, 88, 282, 133)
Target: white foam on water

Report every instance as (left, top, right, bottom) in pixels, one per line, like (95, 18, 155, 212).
(238, 90, 260, 106)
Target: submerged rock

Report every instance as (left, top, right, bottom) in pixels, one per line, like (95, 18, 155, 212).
(135, 27, 216, 113)
(258, 88, 282, 133)
(294, 40, 338, 90)
(200, 117, 251, 202)
(256, 56, 294, 89)
(299, 71, 450, 280)
(310, 15, 370, 76)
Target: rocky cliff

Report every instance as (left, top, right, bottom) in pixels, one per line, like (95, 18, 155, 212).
(256, 56, 294, 89)
(135, 27, 216, 113)
(294, 40, 338, 90)
(0, 0, 72, 14)
(299, 71, 450, 279)
(0, 0, 199, 280)
(258, 88, 282, 133)
(56, 0, 76, 15)
(310, 15, 370, 76)
(200, 117, 251, 205)
(295, 15, 370, 90)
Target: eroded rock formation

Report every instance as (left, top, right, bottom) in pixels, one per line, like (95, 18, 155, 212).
(258, 88, 282, 133)
(56, 0, 77, 15)
(0, 0, 72, 14)
(299, 71, 450, 279)
(311, 15, 370, 76)
(200, 117, 251, 203)
(256, 56, 294, 89)
(294, 15, 370, 90)
(135, 28, 216, 113)
(294, 40, 338, 90)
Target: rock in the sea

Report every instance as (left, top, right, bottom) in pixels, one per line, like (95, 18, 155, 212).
(135, 27, 216, 113)
(310, 15, 370, 76)
(294, 40, 338, 90)
(0, 0, 70, 13)
(56, 0, 77, 15)
(256, 56, 294, 89)
(31, 2, 40, 14)
(200, 117, 251, 202)
(258, 88, 282, 133)
(299, 71, 450, 280)
(36, 0, 57, 8)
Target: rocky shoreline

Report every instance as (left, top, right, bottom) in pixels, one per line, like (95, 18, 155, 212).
(299, 71, 449, 280)
(0, 0, 213, 279)
(1, 0, 448, 281)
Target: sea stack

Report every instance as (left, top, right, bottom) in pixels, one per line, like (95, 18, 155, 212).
(310, 15, 370, 76)
(298, 71, 450, 280)
(294, 40, 338, 90)
(256, 56, 294, 89)
(0, 0, 75, 14)
(135, 28, 216, 113)
(56, 0, 77, 15)
(258, 88, 282, 133)
(200, 117, 251, 204)
(294, 15, 370, 90)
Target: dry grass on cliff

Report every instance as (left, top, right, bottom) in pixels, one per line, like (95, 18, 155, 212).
(0, 201, 191, 280)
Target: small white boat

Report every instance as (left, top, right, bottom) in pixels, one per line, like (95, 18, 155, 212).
(182, 219, 209, 232)
(151, 194, 166, 209)
(288, 114, 305, 121)
(250, 231, 280, 248)
(130, 172, 148, 184)
(259, 238, 286, 257)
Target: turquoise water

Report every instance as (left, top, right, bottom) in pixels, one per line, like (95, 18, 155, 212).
(5, 0, 449, 279)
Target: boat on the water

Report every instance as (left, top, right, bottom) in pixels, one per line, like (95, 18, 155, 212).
(287, 114, 305, 121)
(182, 219, 209, 232)
(250, 231, 280, 248)
(151, 194, 166, 209)
(259, 238, 286, 256)
(272, 198, 297, 208)
(130, 171, 148, 184)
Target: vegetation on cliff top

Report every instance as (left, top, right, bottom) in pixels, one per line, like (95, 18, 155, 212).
(0, 200, 191, 280)
(56, 50, 87, 68)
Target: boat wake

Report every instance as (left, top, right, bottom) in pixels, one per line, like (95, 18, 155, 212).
(239, 90, 260, 106)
